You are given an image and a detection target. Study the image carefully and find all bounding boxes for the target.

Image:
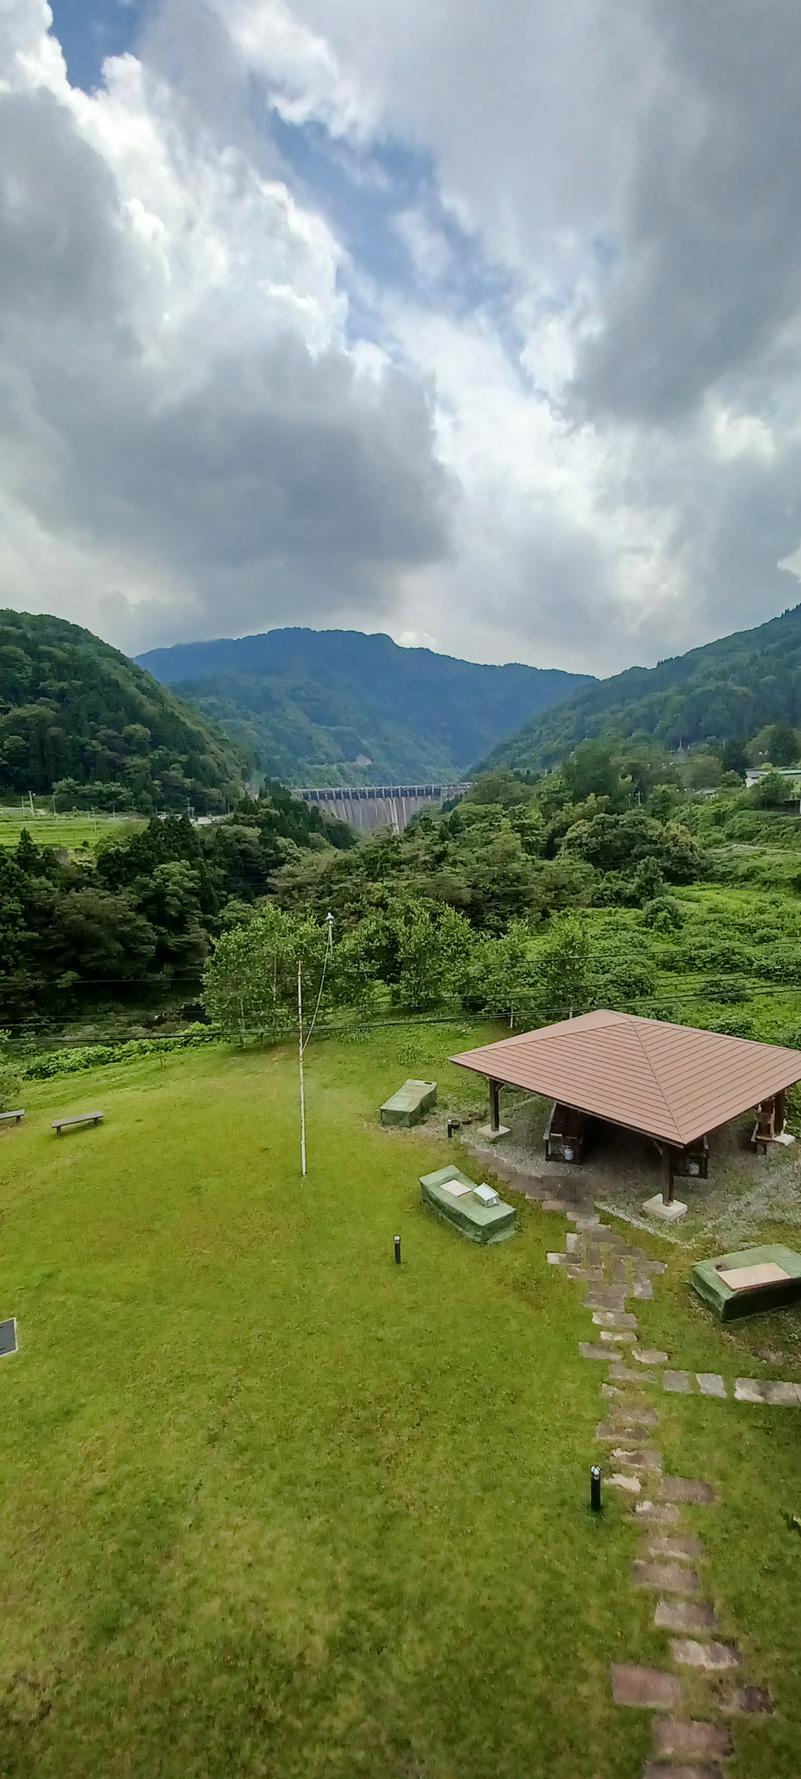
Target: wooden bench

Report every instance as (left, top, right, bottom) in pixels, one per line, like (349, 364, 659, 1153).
(52, 1112, 104, 1136)
(0, 1109, 25, 1126)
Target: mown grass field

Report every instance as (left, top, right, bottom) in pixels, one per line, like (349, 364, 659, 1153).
(0, 811, 144, 851)
(1, 1028, 800, 1777)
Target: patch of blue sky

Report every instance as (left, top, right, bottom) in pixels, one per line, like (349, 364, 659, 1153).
(273, 111, 525, 358)
(50, 0, 145, 91)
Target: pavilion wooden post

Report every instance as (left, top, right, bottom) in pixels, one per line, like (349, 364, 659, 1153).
(489, 1079, 502, 1136)
(662, 1146, 674, 1206)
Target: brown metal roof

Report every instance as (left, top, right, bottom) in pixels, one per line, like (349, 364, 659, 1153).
(451, 1010, 801, 1147)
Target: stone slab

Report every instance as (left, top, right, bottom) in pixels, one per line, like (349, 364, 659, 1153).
(635, 1501, 680, 1525)
(597, 1422, 643, 1443)
(584, 1289, 627, 1311)
(580, 1342, 615, 1361)
(655, 1599, 718, 1633)
(547, 1252, 567, 1265)
(565, 1232, 579, 1253)
(633, 1562, 700, 1596)
(611, 1447, 662, 1471)
(632, 1277, 654, 1299)
(764, 1379, 801, 1405)
(609, 1363, 651, 1385)
(643, 1765, 724, 1779)
(646, 1533, 704, 1562)
(697, 1373, 727, 1399)
(661, 1476, 717, 1506)
(477, 1123, 510, 1141)
(652, 1718, 733, 1761)
(716, 1683, 773, 1715)
(662, 1370, 694, 1394)
(593, 1309, 638, 1329)
(734, 1378, 769, 1403)
(608, 1406, 659, 1430)
(719, 1261, 790, 1290)
(633, 1348, 669, 1366)
(601, 1383, 652, 1407)
(670, 1638, 740, 1672)
(609, 1471, 642, 1494)
(600, 1330, 637, 1344)
(611, 1664, 682, 1711)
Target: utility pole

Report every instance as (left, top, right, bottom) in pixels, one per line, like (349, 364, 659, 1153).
(297, 959, 307, 1178)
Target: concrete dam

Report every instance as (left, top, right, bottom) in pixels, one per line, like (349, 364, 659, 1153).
(294, 783, 468, 834)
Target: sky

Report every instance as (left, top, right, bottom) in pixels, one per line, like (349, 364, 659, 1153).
(2, 1, 801, 674)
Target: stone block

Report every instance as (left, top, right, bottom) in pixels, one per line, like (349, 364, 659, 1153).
(734, 1378, 769, 1403)
(633, 1348, 669, 1366)
(652, 1718, 732, 1760)
(633, 1561, 699, 1596)
(642, 1192, 688, 1223)
(635, 1500, 680, 1524)
(611, 1664, 682, 1710)
(696, 1373, 726, 1399)
(715, 1683, 773, 1715)
(646, 1533, 704, 1562)
(662, 1370, 694, 1394)
(670, 1638, 740, 1671)
(660, 1476, 716, 1506)
(654, 1599, 718, 1633)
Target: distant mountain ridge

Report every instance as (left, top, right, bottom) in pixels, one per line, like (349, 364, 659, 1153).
(484, 603, 801, 772)
(136, 628, 592, 785)
(0, 608, 244, 811)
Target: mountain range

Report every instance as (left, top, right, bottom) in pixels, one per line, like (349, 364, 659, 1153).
(136, 629, 591, 785)
(483, 602, 801, 773)
(0, 609, 243, 811)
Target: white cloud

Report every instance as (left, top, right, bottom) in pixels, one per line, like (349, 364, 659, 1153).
(1, 0, 801, 672)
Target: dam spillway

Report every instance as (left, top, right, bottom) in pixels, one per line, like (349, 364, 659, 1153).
(293, 783, 468, 834)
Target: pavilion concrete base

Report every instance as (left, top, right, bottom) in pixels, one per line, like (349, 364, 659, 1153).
(642, 1192, 688, 1225)
(478, 1124, 510, 1143)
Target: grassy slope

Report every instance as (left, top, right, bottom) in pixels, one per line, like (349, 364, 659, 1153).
(0, 1031, 653, 1779)
(0, 813, 144, 851)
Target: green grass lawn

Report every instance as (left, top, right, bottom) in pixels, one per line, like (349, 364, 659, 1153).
(1, 1029, 800, 1776)
(0, 811, 143, 851)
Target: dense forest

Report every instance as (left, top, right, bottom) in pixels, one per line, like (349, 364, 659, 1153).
(137, 627, 591, 785)
(486, 602, 801, 772)
(0, 783, 355, 1028)
(0, 610, 246, 811)
(7, 730, 801, 1087)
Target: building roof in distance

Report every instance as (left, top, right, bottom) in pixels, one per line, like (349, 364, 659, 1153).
(451, 1010, 801, 1147)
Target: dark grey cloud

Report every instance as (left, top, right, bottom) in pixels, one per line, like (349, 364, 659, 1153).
(573, 0, 801, 422)
(0, 59, 453, 645)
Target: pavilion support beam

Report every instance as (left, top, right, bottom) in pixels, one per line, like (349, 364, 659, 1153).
(479, 1079, 510, 1143)
(642, 1144, 688, 1224)
(753, 1089, 793, 1153)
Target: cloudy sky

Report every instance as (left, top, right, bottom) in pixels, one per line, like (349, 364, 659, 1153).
(2, 0, 801, 673)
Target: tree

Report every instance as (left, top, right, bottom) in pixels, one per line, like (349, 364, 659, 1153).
(766, 722, 799, 767)
(203, 907, 331, 1041)
(536, 917, 592, 1022)
(721, 739, 748, 779)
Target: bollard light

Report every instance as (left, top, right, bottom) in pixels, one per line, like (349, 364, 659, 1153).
(590, 1464, 602, 1513)
(394, 1234, 402, 1265)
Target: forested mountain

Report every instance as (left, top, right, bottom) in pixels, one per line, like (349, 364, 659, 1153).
(136, 628, 591, 785)
(484, 603, 801, 772)
(0, 610, 245, 811)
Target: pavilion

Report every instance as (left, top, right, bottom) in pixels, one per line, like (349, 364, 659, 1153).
(451, 1010, 801, 1220)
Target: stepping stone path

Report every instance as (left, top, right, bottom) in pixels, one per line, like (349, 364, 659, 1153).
(547, 1196, 775, 1776)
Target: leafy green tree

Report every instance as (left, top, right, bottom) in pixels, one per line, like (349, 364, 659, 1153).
(765, 722, 799, 766)
(203, 906, 332, 1041)
(536, 917, 592, 1022)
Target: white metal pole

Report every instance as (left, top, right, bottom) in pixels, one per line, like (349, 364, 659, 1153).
(297, 959, 307, 1177)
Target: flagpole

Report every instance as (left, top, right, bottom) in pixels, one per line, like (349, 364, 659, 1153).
(297, 959, 307, 1177)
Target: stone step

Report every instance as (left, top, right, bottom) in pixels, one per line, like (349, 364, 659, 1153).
(654, 1599, 718, 1633)
(662, 1370, 695, 1394)
(715, 1682, 773, 1715)
(651, 1717, 733, 1761)
(643, 1764, 723, 1779)
(646, 1533, 704, 1563)
(633, 1561, 700, 1596)
(632, 1348, 669, 1367)
(670, 1638, 740, 1672)
(660, 1476, 716, 1506)
(611, 1665, 683, 1711)
(635, 1501, 680, 1525)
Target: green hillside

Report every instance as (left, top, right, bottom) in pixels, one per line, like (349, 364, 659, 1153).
(484, 602, 801, 772)
(0, 610, 244, 813)
(136, 628, 591, 785)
